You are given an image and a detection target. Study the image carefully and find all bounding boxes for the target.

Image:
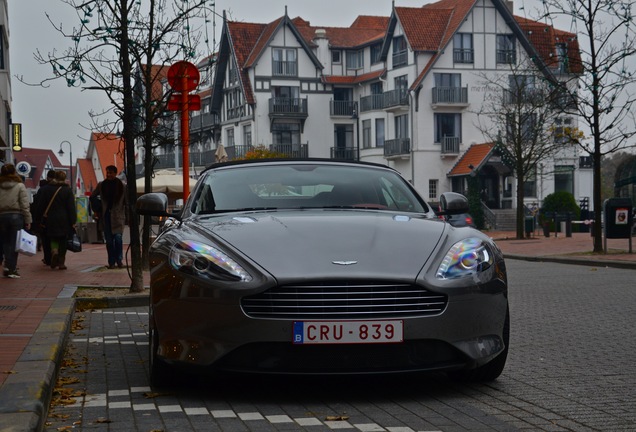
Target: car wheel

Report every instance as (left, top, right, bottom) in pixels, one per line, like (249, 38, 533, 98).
(149, 321, 172, 388)
(448, 308, 510, 382)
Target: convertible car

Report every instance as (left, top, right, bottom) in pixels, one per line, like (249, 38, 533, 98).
(137, 159, 509, 386)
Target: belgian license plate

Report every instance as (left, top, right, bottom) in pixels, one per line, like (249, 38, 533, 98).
(292, 320, 403, 345)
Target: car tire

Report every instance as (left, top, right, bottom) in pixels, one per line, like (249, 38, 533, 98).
(448, 308, 510, 382)
(149, 321, 172, 388)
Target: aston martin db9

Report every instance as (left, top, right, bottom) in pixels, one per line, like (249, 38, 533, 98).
(137, 159, 509, 386)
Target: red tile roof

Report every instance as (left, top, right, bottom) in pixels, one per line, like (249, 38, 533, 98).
(77, 158, 98, 194)
(448, 142, 495, 177)
(322, 69, 386, 84)
(515, 16, 583, 74)
(90, 132, 125, 178)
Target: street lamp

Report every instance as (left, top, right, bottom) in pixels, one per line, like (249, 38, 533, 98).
(58, 140, 74, 196)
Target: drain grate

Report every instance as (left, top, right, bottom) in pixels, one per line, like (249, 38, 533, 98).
(0, 305, 17, 311)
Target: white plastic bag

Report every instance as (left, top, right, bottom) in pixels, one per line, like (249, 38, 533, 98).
(16, 229, 37, 256)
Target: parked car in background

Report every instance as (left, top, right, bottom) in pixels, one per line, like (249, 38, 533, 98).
(445, 212, 476, 228)
(137, 159, 509, 386)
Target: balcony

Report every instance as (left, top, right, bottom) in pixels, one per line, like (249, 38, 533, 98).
(392, 50, 408, 68)
(330, 100, 356, 117)
(383, 89, 409, 111)
(224, 145, 252, 160)
(269, 98, 308, 119)
(330, 147, 359, 161)
(431, 87, 468, 107)
(190, 112, 220, 130)
(504, 88, 544, 105)
(360, 94, 384, 112)
(270, 143, 309, 159)
(440, 136, 460, 156)
(383, 138, 410, 158)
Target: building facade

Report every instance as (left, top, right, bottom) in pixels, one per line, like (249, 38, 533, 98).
(152, 0, 592, 223)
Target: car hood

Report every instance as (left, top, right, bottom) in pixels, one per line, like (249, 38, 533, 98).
(193, 210, 447, 281)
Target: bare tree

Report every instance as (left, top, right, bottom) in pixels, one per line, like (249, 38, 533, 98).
(475, 59, 565, 239)
(536, 0, 636, 252)
(33, 0, 213, 291)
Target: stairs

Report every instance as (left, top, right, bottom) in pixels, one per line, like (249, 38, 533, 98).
(490, 209, 517, 231)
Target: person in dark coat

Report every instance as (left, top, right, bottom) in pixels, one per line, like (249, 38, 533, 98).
(32, 169, 57, 265)
(32, 170, 76, 269)
(90, 165, 126, 269)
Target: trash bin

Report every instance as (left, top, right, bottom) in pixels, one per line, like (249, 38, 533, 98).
(543, 222, 550, 237)
(525, 216, 534, 237)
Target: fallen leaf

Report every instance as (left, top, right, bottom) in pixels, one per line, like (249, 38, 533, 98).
(325, 415, 350, 421)
(95, 417, 112, 424)
(1, 370, 17, 375)
(143, 392, 171, 398)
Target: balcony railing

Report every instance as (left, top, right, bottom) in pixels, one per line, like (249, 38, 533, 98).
(496, 49, 516, 64)
(392, 50, 408, 68)
(330, 147, 359, 161)
(190, 112, 220, 129)
(272, 60, 298, 77)
(453, 49, 474, 63)
(360, 94, 384, 112)
(224, 145, 252, 160)
(432, 87, 468, 105)
(269, 97, 308, 116)
(330, 100, 356, 117)
(270, 143, 309, 158)
(383, 89, 409, 109)
(504, 89, 544, 105)
(383, 138, 410, 157)
(441, 136, 460, 154)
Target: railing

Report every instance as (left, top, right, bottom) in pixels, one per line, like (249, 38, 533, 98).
(330, 100, 356, 117)
(482, 202, 496, 229)
(383, 89, 409, 109)
(190, 112, 220, 129)
(441, 136, 460, 154)
(360, 94, 384, 112)
(432, 87, 468, 104)
(269, 143, 309, 158)
(330, 147, 359, 161)
(269, 98, 308, 116)
(504, 88, 544, 105)
(383, 138, 410, 157)
(453, 49, 474, 63)
(272, 60, 298, 77)
(224, 145, 252, 160)
(392, 50, 408, 67)
(496, 49, 516, 64)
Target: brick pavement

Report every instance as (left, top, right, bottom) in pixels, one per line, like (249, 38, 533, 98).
(0, 231, 634, 432)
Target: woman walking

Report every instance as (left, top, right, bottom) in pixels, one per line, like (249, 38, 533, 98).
(33, 170, 76, 269)
(0, 164, 32, 278)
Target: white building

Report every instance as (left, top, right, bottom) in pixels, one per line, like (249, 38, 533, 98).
(164, 0, 592, 227)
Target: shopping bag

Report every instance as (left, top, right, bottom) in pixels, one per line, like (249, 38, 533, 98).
(67, 230, 82, 253)
(16, 229, 37, 256)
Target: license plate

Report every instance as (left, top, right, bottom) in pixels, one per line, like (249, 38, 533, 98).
(292, 320, 403, 345)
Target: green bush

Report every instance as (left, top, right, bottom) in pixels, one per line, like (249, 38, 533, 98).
(540, 191, 581, 231)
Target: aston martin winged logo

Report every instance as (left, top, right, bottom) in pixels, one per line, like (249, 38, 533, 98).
(332, 260, 358, 265)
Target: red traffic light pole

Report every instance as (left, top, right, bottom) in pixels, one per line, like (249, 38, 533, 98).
(166, 61, 201, 201)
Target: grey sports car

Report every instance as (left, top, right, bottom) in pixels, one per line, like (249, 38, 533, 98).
(137, 159, 509, 386)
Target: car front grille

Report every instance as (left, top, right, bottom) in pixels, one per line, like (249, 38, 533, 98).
(241, 282, 447, 319)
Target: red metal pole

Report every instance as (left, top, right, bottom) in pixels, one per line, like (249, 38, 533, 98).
(181, 75, 190, 201)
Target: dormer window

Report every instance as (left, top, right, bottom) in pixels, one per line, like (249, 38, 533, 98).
(346, 49, 364, 70)
(496, 34, 516, 64)
(453, 33, 474, 64)
(556, 43, 569, 73)
(392, 36, 408, 68)
(272, 48, 298, 77)
(332, 50, 341, 64)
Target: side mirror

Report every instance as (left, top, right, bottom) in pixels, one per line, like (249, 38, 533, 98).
(136, 193, 170, 217)
(439, 192, 469, 215)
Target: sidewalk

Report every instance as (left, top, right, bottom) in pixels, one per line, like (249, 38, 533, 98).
(0, 232, 634, 432)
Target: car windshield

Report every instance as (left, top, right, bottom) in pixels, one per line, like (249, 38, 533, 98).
(190, 163, 429, 214)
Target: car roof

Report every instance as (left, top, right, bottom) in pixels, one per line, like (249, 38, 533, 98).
(200, 158, 399, 175)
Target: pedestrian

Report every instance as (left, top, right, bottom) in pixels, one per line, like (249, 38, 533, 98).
(33, 170, 76, 270)
(90, 165, 126, 269)
(32, 169, 57, 265)
(0, 163, 33, 278)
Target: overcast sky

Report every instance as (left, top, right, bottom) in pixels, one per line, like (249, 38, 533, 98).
(9, 0, 541, 161)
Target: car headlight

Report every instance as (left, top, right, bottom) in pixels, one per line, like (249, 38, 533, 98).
(169, 240, 253, 282)
(436, 237, 493, 280)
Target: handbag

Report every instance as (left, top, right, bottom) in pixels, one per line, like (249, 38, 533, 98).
(67, 230, 82, 253)
(40, 187, 62, 231)
(16, 229, 38, 256)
